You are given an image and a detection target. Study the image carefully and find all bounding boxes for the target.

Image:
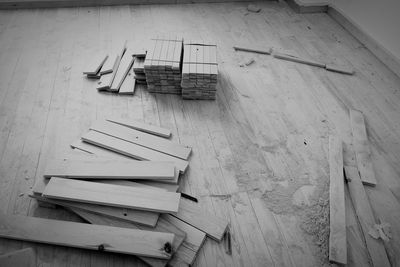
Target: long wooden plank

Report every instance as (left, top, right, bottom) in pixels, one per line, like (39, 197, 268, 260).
(328, 135, 347, 264)
(349, 109, 377, 186)
(90, 120, 191, 160)
(119, 71, 136, 95)
(273, 52, 326, 68)
(173, 198, 228, 241)
(81, 130, 188, 173)
(0, 212, 174, 259)
(43, 159, 175, 180)
(96, 55, 120, 91)
(344, 166, 391, 267)
(110, 52, 134, 92)
(0, 248, 35, 267)
(106, 116, 171, 138)
(43, 177, 181, 213)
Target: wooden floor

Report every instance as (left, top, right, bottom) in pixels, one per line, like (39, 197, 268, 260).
(0, 1, 400, 266)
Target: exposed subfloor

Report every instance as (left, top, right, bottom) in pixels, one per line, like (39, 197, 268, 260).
(0, 1, 400, 266)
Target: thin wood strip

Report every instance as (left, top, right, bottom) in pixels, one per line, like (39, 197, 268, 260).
(106, 116, 171, 138)
(90, 120, 191, 160)
(328, 135, 347, 264)
(233, 45, 272, 55)
(83, 54, 108, 75)
(349, 109, 377, 186)
(119, 71, 136, 95)
(43, 177, 181, 213)
(344, 166, 391, 267)
(110, 52, 134, 92)
(273, 52, 326, 68)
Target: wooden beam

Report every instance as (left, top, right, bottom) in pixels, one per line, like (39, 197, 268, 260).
(0, 212, 174, 259)
(43, 159, 175, 180)
(43, 177, 181, 213)
(81, 130, 188, 173)
(0, 248, 35, 267)
(350, 109, 377, 186)
(233, 46, 272, 55)
(90, 120, 191, 160)
(106, 116, 171, 138)
(344, 166, 391, 267)
(328, 135, 347, 264)
(273, 52, 326, 68)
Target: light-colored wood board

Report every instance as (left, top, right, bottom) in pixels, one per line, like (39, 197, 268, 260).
(90, 120, 191, 160)
(344, 166, 390, 267)
(96, 54, 120, 91)
(99, 53, 116, 75)
(0, 212, 174, 259)
(273, 51, 326, 68)
(328, 135, 347, 264)
(110, 51, 134, 92)
(83, 54, 108, 75)
(119, 71, 136, 95)
(43, 177, 181, 213)
(81, 130, 188, 173)
(43, 158, 175, 180)
(106, 116, 172, 138)
(233, 45, 273, 55)
(0, 247, 36, 267)
(349, 109, 377, 186)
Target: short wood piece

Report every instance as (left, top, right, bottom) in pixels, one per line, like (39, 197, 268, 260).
(273, 52, 326, 68)
(43, 159, 175, 180)
(97, 55, 120, 91)
(0, 247, 35, 267)
(350, 109, 377, 186)
(325, 64, 354, 75)
(83, 54, 108, 75)
(0, 212, 174, 259)
(90, 120, 191, 160)
(328, 135, 347, 265)
(344, 166, 391, 267)
(100, 54, 116, 75)
(106, 116, 171, 138)
(43, 177, 181, 213)
(233, 45, 272, 55)
(81, 131, 188, 173)
(173, 198, 228, 241)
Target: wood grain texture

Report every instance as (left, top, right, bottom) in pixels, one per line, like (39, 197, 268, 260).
(90, 120, 191, 160)
(344, 166, 390, 267)
(43, 158, 175, 180)
(106, 116, 172, 138)
(81, 130, 188, 173)
(328, 136, 347, 264)
(43, 177, 181, 213)
(0, 247, 36, 267)
(349, 109, 377, 186)
(0, 212, 174, 259)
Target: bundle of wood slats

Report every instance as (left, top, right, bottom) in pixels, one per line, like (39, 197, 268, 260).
(181, 41, 218, 100)
(0, 118, 229, 266)
(144, 37, 183, 94)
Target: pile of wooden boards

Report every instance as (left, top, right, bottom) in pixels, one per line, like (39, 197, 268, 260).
(181, 41, 218, 100)
(327, 109, 390, 266)
(0, 117, 230, 266)
(144, 37, 183, 94)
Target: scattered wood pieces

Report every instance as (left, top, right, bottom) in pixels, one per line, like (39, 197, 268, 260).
(43, 177, 181, 213)
(273, 51, 326, 68)
(233, 45, 272, 55)
(0, 212, 174, 259)
(0, 248, 35, 267)
(349, 109, 377, 186)
(328, 135, 347, 265)
(106, 116, 171, 138)
(247, 4, 261, 13)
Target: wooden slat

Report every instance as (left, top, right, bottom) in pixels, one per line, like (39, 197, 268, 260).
(325, 64, 354, 75)
(233, 45, 272, 55)
(273, 52, 326, 68)
(328, 135, 347, 264)
(0, 247, 35, 267)
(90, 120, 191, 160)
(96, 54, 120, 91)
(83, 54, 108, 75)
(349, 109, 377, 186)
(110, 52, 134, 92)
(119, 71, 136, 95)
(81, 130, 188, 173)
(100, 54, 116, 75)
(43, 177, 181, 213)
(0, 212, 174, 259)
(173, 198, 228, 241)
(106, 116, 171, 138)
(344, 166, 391, 267)
(43, 158, 175, 180)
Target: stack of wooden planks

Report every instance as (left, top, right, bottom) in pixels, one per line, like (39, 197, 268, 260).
(181, 41, 218, 100)
(144, 36, 183, 94)
(19, 117, 229, 266)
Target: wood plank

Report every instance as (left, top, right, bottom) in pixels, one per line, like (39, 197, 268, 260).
(110, 52, 134, 92)
(83, 54, 108, 75)
(106, 116, 171, 138)
(328, 135, 347, 264)
(344, 166, 391, 267)
(43, 158, 175, 180)
(81, 130, 188, 173)
(0, 247, 35, 267)
(325, 64, 354, 75)
(96, 54, 120, 91)
(118, 71, 136, 95)
(99, 54, 116, 75)
(349, 109, 377, 186)
(0, 212, 174, 259)
(273, 51, 326, 68)
(90, 120, 191, 160)
(233, 45, 273, 55)
(173, 198, 228, 241)
(43, 177, 181, 213)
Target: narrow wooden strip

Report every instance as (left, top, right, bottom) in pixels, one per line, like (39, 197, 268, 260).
(0, 247, 35, 267)
(43, 177, 181, 213)
(83, 54, 108, 75)
(349, 109, 377, 186)
(43, 159, 175, 180)
(328, 135, 347, 264)
(233, 45, 272, 55)
(81, 131, 188, 173)
(344, 166, 391, 267)
(172, 198, 228, 241)
(0, 212, 174, 259)
(97, 55, 120, 91)
(100, 54, 116, 75)
(325, 64, 354, 75)
(119, 72, 136, 95)
(90, 120, 191, 160)
(106, 116, 171, 138)
(273, 52, 326, 68)
(110, 52, 134, 92)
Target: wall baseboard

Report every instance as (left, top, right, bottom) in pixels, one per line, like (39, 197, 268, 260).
(328, 5, 400, 78)
(285, 0, 327, 13)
